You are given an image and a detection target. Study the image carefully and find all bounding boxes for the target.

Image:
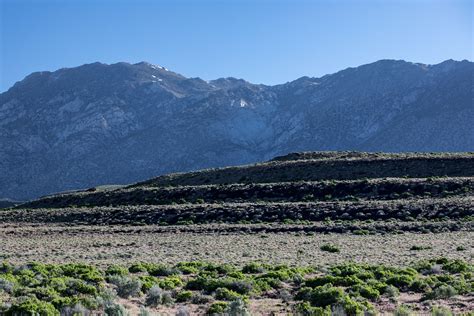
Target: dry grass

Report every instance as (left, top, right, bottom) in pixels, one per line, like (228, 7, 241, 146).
(1, 223, 472, 267)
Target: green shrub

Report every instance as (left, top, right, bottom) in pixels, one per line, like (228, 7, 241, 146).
(383, 284, 400, 298)
(48, 277, 67, 293)
(386, 274, 414, 289)
(424, 285, 457, 300)
(259, 270, 292, 281)
(78, 296, 102, 310)
(176, 261, 206, 275)
(50, 296, 75, 310)
(338, 296, 374, 315)
(350, 284, 380, 300)
(203, 263, 236, 275)
(295, 286, 314, 301)
(178, 265, 199, 274)
(254, 277, 280, 293)
(305, 275, 361, 287)
(128, 263, 148, 273)
(66, 278, 98, 296)
(147, 264, 179, 277)
(353, 229, 369, 235)
(6, 296, 59, 315)
(138, 275, 159, 292)
(330, 263, 369, 278)
(410, 245, 431, 251)
(186, 277, 253, 295)
(106, 265, 129, 276)
(320, 244, 340, 253)
(0, 262, 13, 274)
(431, 306, 453, 316)
(307, 284, 345, 307)
(158, 275, 183, 290)
(31, 286, 61, 301)
(98, 287, 117, 303)
(443, 259, 470, 273)
(242, 263, 266, 274)
(215, 287, 242, 301)
(227, 271, 245, 279)
(176, 290, 193, 302)
(293, 302, 331, 315)
(61, 263, 104, 283)
(207, 301, 228, 315)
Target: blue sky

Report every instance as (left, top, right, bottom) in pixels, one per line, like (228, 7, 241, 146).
(0, 0, 472, 91)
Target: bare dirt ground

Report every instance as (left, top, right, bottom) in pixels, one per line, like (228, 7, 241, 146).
(1, 223, 472, 267)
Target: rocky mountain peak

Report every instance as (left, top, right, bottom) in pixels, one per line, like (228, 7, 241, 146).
(0, 59, 472, 200)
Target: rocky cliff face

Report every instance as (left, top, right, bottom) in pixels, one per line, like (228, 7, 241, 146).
(1, 59, 472, 200)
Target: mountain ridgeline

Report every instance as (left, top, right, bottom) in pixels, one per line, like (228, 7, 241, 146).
(1, 59, 473, 200)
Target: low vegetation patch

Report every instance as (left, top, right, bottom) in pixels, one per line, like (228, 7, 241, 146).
(320, 244, 340, 253)
(0, 258, 471, 315)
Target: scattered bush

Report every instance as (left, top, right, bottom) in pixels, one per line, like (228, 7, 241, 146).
(176, 262, 203, 275)
(191, 293, 213, 304)
(383, 284, 400, 298)
(176, 290, 193, 302)
(424, 285, 457, 300)
(320, 244, 340, 253)
(242, 263, 265, 274)
(394, 305, 412, 316)
(207, 301, 228, 315)
(0, 259, 471, 315)
(128, 263, 148, 273)
(138, 306, 152, 316)
(215, 287, 242, 301)
(108, 275, 142, 298)
(61, 303, 90, 316)
(350, 283, 380, 300)
(145, 285, 162, 306)
(147, 264, 179, 277)
(6, 296, 59, 315)
(0, 278, 14, 294)
(186, 277, 253, 295)
(431, 306, 453, 316)
(226, 299, 251, 316)
(176, 306, 190, 316)
(106, 265, 129, 276)
(293, 302, 330, 316)
(442, 259, 470, 273)
(104, 302, 129, 316)
(161, 291, 174, 305)
(304, 284, 345, 307)
(279, 289, 293, 303)
(410, 245, 432, 251)
(158, 276, 183, 290)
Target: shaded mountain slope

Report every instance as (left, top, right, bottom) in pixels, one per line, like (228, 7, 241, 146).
(1, 60, 473, 200)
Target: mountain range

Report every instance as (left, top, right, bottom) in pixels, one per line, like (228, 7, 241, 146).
(1, 59, 473, 200)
